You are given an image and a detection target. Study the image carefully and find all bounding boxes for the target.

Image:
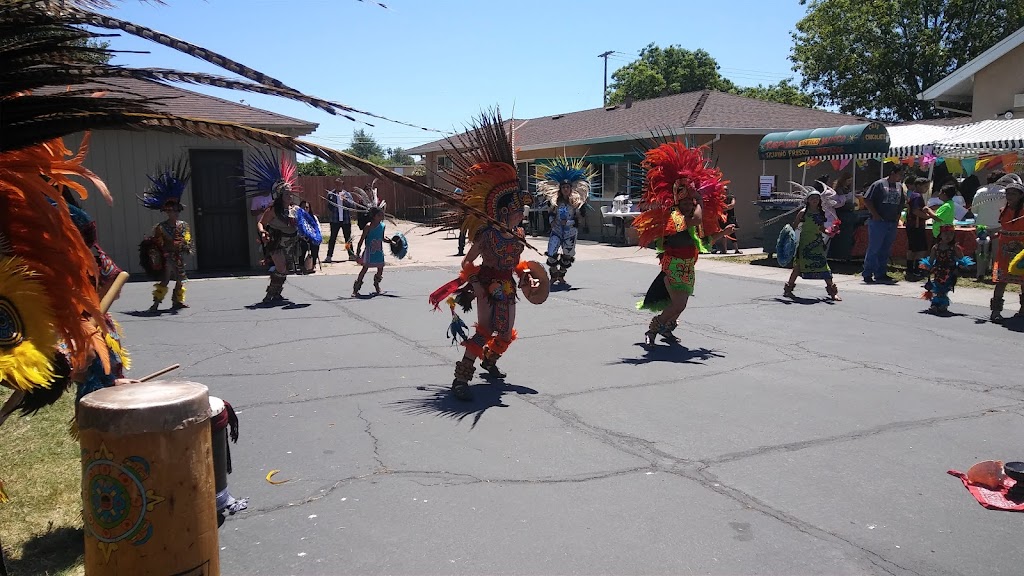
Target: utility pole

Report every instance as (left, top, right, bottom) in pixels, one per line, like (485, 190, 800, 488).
(598, 50, 614, 106)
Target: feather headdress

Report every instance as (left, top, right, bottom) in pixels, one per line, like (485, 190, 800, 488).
(759, 181, 840, 228)
(535, 156, 594, 210)
(0, 136, 108, 384)
(632, 140, 728, 248)
(442, 109, 533, 242)
(241, 150, 300, 200)
(139, 156, 190, 210)
(349, 178, 387, 217)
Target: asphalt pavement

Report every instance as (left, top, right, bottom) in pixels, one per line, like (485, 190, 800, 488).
(109, 233, 1024, 576)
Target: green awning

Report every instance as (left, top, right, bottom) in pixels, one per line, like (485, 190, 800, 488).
(758, 122, 890, 160)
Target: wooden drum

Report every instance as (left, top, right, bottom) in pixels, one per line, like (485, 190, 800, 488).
(78, 381, 219, 576)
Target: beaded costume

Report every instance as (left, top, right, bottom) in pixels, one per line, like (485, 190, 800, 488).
(633, 141, 728, 345)
(428, 111, 548, 401)
(139, 158, 193, 311)
(536, 157, 594, 285)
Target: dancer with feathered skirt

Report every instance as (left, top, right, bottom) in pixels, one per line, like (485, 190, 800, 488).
(633, 141, 734, 346)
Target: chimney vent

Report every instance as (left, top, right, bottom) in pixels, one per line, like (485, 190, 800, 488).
(624, 96, 633, 109)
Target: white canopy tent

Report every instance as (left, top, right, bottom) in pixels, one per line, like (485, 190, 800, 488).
(933, 119, 1024, 157)
(813, 124, 951, 160)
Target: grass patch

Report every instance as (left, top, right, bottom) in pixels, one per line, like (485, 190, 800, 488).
(0, 393, 85, 576)
(715, 253, 1020, 293)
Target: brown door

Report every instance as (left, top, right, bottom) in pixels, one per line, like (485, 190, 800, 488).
(189, 149, 248, 271)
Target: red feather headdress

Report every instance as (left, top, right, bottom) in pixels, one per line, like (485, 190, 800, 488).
(633, 141, 728, 247)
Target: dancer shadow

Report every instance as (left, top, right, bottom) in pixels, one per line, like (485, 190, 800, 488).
(390, 382, 539, 429)
(5, 526, 83, 576)
(124, 308, 181, 317)
(918, 308, 968, 318)
(771, 296, 832, 306)
(350, 292, 400, 300)
(244, 300, 310, 310)
(616, 342, 725, 366)
(977, 315, 1024, 332)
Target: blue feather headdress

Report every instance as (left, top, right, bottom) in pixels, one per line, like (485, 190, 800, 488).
(139, 157, 190, 211)
(535, 156, 595, 209)
(241, 149, 300, 200)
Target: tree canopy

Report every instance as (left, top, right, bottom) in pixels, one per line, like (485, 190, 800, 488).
(298, 133, 418, 175)
(791, 0, 1024, 121)
(735, 79, 815, 108)
(606, 43, 813, 109)
(347, 128, 386, 162)
(607, 44, 736, 105)
(297, 157, 343, 176)
(385, 147, 415, 166)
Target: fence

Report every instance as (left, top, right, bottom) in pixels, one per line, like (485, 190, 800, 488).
(295, 175, 445, 222)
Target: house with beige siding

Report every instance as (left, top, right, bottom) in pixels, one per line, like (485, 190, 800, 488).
(51, 78, 318, 275)
(407, 90, 871, 246)
(920, 26, 1024, 122)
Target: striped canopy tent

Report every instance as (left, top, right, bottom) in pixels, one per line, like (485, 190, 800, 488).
(933, 119, 1024, 158)
(812, 124, 950, 160)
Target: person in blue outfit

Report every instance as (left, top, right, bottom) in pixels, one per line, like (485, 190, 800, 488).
(353, 207, 390, 295)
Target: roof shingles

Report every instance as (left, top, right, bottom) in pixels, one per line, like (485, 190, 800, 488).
(408, 90, 870, 154)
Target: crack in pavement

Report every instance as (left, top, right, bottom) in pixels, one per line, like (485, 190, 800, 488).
(705, 404, 1023, 465)
(520, 396, 927, 575)
(231, 385, 433, 411)
(356, 405, 387, 473)
(690, 465, 922, 576)
(550, 357, 800, 400)
(235, 466, 657, 520)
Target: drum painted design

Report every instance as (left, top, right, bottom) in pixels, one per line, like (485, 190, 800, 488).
(82, 443, 166, 563)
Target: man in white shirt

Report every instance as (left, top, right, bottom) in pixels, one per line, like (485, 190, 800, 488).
(325, 178, 356, 262)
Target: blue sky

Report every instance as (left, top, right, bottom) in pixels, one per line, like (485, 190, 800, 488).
(101, 0, 808, 152)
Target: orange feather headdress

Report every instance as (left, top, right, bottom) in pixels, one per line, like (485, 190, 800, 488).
(442, 110, 533, 242)
(0, 134, 111, 390)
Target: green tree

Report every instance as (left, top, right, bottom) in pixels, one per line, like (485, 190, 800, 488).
(734, 79, 815, 108)
(347, 129, 386, 161)
(607, 44, 737, 105)
(297, 157, 343, 176)
(791, 0, 1024, 121)
(385, 147, 415, 166)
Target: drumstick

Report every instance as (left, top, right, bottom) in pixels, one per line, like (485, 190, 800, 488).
(99, 271, 130, 314)
(138, 364, 180, 382)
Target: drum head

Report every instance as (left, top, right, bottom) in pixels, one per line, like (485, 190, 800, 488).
(209, 396, 225, 417)
(521, 261, 550, 305)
